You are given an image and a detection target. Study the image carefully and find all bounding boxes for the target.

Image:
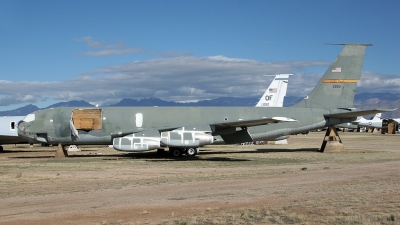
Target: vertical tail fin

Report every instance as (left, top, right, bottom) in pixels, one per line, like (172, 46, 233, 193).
(256, 74, 291, 107)
(292, 44, 372, 109)
(372, 113, 382, 120)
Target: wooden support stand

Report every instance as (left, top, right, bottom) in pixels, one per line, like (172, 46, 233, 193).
(320, 126, 345, 152)
(54, 144, 68, 158)
(387, 120, 396, 134)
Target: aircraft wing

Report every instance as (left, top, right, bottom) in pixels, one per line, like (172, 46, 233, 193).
(210, 117, 297, 144)
(211, 117, 297, 128)
(324, 109, 395, 119)
(112, 117, 298, 148)
(111, 117, 297, 138)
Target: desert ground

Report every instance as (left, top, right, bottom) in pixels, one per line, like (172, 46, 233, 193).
(0, 131, 399, 225)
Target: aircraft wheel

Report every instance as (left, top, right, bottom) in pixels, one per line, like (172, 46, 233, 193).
(0, 145, 3, 152)
(170, 148, 182, 157)
(186, 148, 197, 157)
(157, 148, 165, 155)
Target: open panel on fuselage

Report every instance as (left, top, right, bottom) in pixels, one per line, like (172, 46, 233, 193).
(72, 109, 102, 130)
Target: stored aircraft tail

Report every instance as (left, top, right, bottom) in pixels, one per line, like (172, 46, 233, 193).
(372, 113, 382, 120)
(292, 44, 372, 110)
(255, 74, 291, 107)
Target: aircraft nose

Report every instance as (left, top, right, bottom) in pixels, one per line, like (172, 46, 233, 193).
(18, 120, 26, 132)
(17, 121, 31, 139)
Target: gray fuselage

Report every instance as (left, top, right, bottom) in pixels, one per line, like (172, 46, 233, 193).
(18, 106, 353, 146)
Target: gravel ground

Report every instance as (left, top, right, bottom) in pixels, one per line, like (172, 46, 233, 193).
(0, 131, 399, 224)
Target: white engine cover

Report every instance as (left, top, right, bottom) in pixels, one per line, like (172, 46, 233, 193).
(113, 134, 160, 151)
(160, 130, 213, 147)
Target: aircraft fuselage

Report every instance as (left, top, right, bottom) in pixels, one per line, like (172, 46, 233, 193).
(17, 106, 354, 146)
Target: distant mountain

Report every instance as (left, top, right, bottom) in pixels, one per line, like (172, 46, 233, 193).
(113, 97, 181, 106)
(0, 104, 40, 116)
(46, 100, 94, 108)
(1, 93, 399, 118)
(112, 97, 259, 107)
(185, 97, 258, 106)
(354, 92, 400, 102)
(351, 93, 399, 118)
(0, 101, 93, 117)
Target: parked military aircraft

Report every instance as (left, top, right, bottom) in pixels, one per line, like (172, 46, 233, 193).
(336, 113, 383, 130)
(0, 74, 289, 153)
(0, 116, 27, 152)
(357, 113, 384, 129)
(256, 74, 291, 107)
(17, 44, 392, 156)
(391, 118, 400, 124)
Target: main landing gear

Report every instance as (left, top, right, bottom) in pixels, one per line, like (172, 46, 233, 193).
(168, 147, 199, 157)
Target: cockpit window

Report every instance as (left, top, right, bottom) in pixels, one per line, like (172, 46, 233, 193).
(23, 114, 35, 122)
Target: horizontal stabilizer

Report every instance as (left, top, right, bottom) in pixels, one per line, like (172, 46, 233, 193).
(324, 109, 395, 119)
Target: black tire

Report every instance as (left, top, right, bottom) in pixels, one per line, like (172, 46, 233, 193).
(0, 145, 3, 152)
(157, 148, 165, 154)
(186, 148, 197, 156)
(171, 148, 182, 157)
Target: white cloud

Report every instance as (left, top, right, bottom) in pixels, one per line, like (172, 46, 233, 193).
(82, 48, 142, 56)
(357, 72, 400, 93)
(77, 36, 142, 56)
(0, 56, 398, 107)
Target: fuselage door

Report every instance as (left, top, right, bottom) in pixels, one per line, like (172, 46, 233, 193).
(136, 113, 143, 128)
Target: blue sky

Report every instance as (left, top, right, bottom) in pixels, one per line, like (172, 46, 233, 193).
(1, 0, 399, 110)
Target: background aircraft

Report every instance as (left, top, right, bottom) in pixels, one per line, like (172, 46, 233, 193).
(17, 44, 392, 157)
(256, 74, 291, 107)
(356, 113, 384, 129)
(0, 116, 27, 152)
(217, 74, 291, 145)
(391, 118, 400, 124)
(337, 113, 383, 130)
